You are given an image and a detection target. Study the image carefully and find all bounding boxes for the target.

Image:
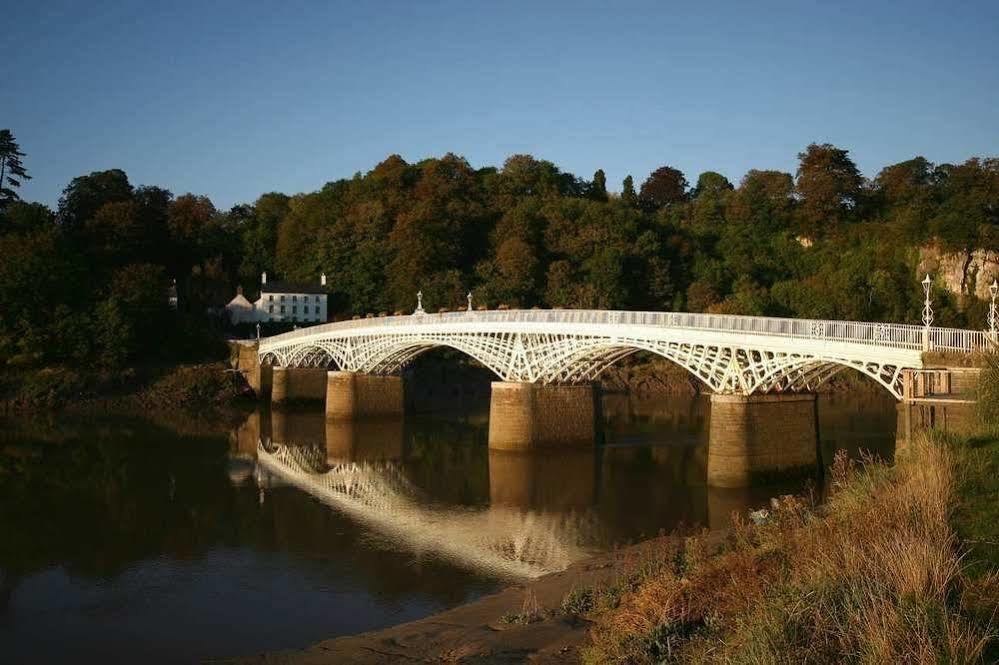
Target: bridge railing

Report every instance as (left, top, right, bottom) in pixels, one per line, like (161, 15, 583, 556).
(262, 309, 991, 354)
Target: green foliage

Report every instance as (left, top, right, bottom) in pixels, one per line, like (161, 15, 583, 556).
(0, 129, 31, 208)
(1, 130, 997, 373)
(976, 354, 999, 428)
(560, 586, 595, 616)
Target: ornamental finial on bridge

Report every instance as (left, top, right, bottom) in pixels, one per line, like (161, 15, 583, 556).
(415, 290, 425, 315)
(467, 291, 473, 312)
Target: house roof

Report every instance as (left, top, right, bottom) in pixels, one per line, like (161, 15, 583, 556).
(226, 293, 253, 309)
(261, 280, 327, 295)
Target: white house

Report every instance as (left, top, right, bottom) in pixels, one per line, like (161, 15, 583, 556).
(225, 272, 328, 324)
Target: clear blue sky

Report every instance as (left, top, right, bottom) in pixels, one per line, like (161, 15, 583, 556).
(7, 1, 999, 210)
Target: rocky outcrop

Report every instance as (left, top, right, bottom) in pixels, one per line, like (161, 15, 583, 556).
(919, 246, 999, 299)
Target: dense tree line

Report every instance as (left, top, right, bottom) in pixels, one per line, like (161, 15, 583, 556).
(1, 127, 997, 369)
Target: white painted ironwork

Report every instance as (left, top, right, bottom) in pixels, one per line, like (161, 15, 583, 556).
(989, 279, 998, 340)
(259, 309, 992, 400)
(922, 274, 934, 328)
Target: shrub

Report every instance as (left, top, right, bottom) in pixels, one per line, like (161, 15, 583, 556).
(582, 435, 995, 664)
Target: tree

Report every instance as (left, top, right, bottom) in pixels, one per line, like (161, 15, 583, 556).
(692, 172, 733, 199)
(689, 172, 734, 230)
(58, 169, 133, 230)
(589, 169, 608, 201)
(794, 143, 863, 238)
(639, 166, 688, 211)
(0, 130, 31, 209)
(1, 201, 53, 234)
(873, 157, 934, 206)
(622, 175, 637, 206)
(728, 170, 796, 230)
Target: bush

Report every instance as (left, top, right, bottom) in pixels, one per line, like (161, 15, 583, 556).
(977, 354, 999, 427)
(582, 437, 995, 664)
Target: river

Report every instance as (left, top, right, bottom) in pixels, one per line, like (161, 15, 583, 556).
(0, 392, 898, 663)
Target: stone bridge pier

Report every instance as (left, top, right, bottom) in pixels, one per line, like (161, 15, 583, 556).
(487, 382, 597, 451)
(325, 371, 404, 419)
(707, 393, 819, 487)
(271, 367, 327, 404)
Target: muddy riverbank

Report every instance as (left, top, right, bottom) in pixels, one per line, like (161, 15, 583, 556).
(221, 531, 725, 665)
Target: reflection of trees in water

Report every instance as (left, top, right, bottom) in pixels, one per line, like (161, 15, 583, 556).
(258, 441, 599, 579)
(0, 418, 236, 605)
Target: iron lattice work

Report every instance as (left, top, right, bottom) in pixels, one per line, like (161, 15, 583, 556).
(258, 309, 992, 400)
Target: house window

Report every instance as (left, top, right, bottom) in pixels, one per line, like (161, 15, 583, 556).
(268, 305, 273, 313)
(280, 305, 285, 314)
(280, 295, 286, 302)
(315, 295, 320, 303)
(292, 295, 297, 302)
(304, 306, 309, 314)
(292, 306, 297, 314)
(268, 294, 273, 301)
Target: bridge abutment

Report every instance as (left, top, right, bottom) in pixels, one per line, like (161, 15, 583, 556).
(271, 367, 327, 404)
(707, 393, 818, 488)
(487, 382, 596, 451)
(325, 371, 404, 420)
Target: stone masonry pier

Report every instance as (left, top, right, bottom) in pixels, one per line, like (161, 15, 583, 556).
(325, 371, 404, 420)
(707, 393, 818, 488)
(271, 367, 328, 404)
(487, 382, 596, 451)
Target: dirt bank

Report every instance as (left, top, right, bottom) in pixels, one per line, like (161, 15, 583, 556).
(220, 532, 725, 665)
(0, 362, 253, 417)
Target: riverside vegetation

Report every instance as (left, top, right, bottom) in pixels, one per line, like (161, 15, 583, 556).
(541, 359, 999, 664)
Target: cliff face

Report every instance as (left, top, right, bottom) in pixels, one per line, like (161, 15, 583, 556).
(919, 246, 999, 299)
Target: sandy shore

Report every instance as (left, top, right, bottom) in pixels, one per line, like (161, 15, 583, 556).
(219, 534, 719, 664)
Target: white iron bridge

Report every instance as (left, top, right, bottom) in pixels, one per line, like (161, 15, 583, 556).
(258, 309, 992, 400)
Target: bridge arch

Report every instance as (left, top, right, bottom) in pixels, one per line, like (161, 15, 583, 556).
(256, 309, 982, 399)
(262, 335, 906, 398)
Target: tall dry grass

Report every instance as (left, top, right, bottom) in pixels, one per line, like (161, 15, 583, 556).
(582, 437, 995, 664)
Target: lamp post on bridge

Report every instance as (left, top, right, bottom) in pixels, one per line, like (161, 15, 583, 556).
(467, 291, 473, 313)
(922, 274, 934, 352)
(414, 290, 425, 315)
(989, 279, 998, 342)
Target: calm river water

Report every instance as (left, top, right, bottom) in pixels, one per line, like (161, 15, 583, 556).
(0, 392, 898, 663)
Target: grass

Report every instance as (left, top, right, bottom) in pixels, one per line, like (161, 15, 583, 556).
(500, 589, 546, 625)
(578, 437, 998, 664)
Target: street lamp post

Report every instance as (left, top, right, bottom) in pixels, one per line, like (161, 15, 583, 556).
(989, 279, 998, 341)
(467, 291, 473, 313)
(921, 274, 933, 352)
(414, 290, 425, 315)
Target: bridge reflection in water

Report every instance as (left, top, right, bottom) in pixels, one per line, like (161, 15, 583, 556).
(230, 393, 901, 580)
(257, 445, 598, 579)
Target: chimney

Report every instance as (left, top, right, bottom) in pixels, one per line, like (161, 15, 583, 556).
(320, 272, 327, 287)
(261, 271, 267, 285)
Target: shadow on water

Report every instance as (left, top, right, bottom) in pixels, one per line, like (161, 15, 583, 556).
(0, 387, 900, 663)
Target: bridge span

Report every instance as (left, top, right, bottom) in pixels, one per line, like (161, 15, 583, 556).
(251, 308, 990, 486)
(258, 309, 989, 399)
